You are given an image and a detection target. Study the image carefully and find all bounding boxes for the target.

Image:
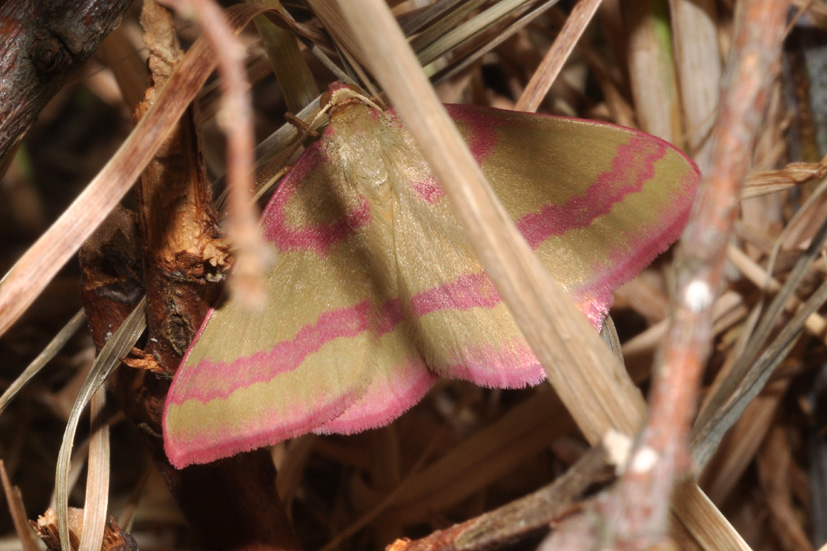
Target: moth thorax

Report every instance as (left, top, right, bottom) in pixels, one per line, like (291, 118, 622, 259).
(357, 158, 393, 206)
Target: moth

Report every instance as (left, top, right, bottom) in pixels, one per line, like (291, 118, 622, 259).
(163, 83, 699, 468)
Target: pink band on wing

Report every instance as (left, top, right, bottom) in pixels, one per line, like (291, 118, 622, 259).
(517, 135, 666, 248)
(443, 104, 499, 162)
(315, 357, 436, 435)
(569, 177, 696, 326)
(376, 298, 404, 335)
(412, 175, 445, 205)
(165, 387, 360, 468)
(171, 301, 373, 404)
(411, 272, 502, 316)
(262, 149, 371, 256)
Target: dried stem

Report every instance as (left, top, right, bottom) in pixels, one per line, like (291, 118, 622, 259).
(160, 0, 267, 307)
(515, 0, 603, 113)
(388, 444, 614, 551)
(79, 389, 110, 551)
(601, 1, 789, 548)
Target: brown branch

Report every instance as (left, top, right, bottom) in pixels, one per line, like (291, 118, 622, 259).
(596, 1, 790, 549)
(75, 3, 302, 550)
(0, 0, 133, 171)
(160, 0, 268, 308)
(78, 138, 301, 551)
(134, 0, 229, 374)
(386, 444, 614, 551)
(0, 29, 217, 338)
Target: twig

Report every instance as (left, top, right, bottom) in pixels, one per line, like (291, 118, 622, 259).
(387, 443, 614, 551)
(0, 461, 40, 551)
(160, 0, 267, 308)
(600, 1, 789, 548)
(515, 0, 603, 113)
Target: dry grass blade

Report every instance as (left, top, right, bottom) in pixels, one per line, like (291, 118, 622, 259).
(377, 388, 573, 523)
(431, 0, 558, 86)
(79, 389, 110, 551)
(726, 245, 827, 343)
(623, 0, 682, 143)
(320, 431, 443, 551)
(391, 443, 614, 551)
(515, 0, 603, 113)
(409, 0, 487, 54)
(0, 34, 217, 338)
(692, 221, 827, 468)
(756, 425, 814, 551)
(0, 309, 86, 416)
(668, 0, 721, 171)
(401, 0, 468, 35)
(417, 0, 547, 66)
(700, 376, 788, 505)
(252, 0, 319, 114)
(0, 461, 39, 551)
(696, 214, 827, 428)
(743, 159, 827, 198)
(56, 299, 146, 551)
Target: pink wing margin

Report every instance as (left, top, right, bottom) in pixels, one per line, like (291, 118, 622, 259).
(163, 98, 699, 468)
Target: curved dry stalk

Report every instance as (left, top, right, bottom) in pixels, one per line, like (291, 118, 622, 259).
(0, 309, 86, 416)
(56, 299, 146, 551)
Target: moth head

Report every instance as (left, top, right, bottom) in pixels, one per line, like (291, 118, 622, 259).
(321, 82, 384, 120)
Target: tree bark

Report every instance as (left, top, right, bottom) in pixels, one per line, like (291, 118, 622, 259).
(0, 0, 134, 171)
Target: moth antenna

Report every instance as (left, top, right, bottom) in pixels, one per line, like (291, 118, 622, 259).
(284, 112, 321, 139)
(252, 105, 329, 203)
